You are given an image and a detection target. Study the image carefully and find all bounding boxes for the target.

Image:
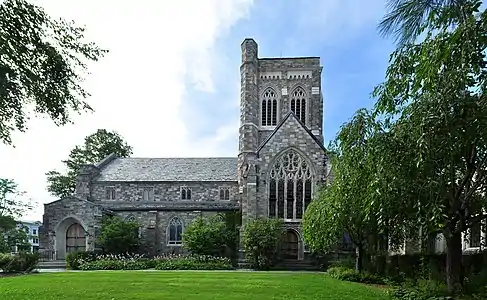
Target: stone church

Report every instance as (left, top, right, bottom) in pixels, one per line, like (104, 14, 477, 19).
(40, 38, 330, 261)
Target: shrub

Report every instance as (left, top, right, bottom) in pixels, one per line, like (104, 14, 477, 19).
(66, 251, 97, 270)
(154, 254, 233, 270)
(327, 266, 385, 285)
(389, 278, 452, 300)
(182, 214, 238, 257)
(0, 252, 39, 273)
(242, 218, 282, 270)
(97, 216, 140, 254)
(76, 253, 155, 270)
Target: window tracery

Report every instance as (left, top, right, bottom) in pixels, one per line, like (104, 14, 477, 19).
(268, 150, 313, 220)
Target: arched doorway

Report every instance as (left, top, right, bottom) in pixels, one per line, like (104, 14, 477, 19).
(281, 230, 299, 260)
(65, 223, 86, 254)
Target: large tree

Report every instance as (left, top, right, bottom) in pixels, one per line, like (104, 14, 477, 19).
(303, 109, 384, 272)
(46, 129, 133, 199)
(373, 0, 487, 292)
(0, 178, 32, 252)
(0, 0, 107, 145)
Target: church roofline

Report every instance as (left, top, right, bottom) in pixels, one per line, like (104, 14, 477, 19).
(259, 56, 320, 61)
(257, 111, 327, 153)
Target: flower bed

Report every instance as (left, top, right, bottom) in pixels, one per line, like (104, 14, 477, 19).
(67, 252, 233, 271)
(154, 254, 233, 270)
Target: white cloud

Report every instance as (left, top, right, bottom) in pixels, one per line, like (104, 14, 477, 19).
(0, 0, 253, 221)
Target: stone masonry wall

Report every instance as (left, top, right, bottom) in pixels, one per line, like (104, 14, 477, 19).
(91, 181, 238, 202)
(112, 210, 219, 255)
(41, 197, 104, 254)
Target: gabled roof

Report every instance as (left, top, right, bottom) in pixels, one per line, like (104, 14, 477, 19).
(257, 111, 327, 153)
(95, 157, 238, 182)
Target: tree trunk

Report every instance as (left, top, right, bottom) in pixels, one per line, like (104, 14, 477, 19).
(355, 245, 364, 272)
(445, 230, 464, 293)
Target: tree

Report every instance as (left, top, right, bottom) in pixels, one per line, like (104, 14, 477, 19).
(182, 214, 237, 257)
(303, 109, 384, 272)
(97, 216, 140, 254)
(373, 0, 487, 292)
(46, 129, 133, 198)
(0, 0, 108, 145)
(0, 178, 32, 252)
(242, 218, 282, 270)
(378, 0, 463, 45)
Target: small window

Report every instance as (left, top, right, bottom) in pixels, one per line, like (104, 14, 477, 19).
(33, 238, 39, 244)
(32, 229, 37, 235)
(105, 187, 116, 200)
(142, 188, 154, 201)
(181, 187, 192, 200)
(219, 187, 230, 200)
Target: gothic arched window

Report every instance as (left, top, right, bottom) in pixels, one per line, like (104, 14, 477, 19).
(261, 88, 278, 126)
(268, 150, 313, 220)
(167, 217, 183, 245)
(290, 87, 306, 124)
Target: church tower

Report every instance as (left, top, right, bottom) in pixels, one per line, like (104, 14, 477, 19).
(238, 38, 328, 260)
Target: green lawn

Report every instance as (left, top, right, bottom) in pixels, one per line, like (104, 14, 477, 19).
(0, 271, 389, 300)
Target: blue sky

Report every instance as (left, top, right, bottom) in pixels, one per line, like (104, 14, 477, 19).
(0, 0, 396, 220)
(181, 0, 395, 149)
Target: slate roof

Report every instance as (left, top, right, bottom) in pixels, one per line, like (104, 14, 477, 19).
(95, 157, 238, 182)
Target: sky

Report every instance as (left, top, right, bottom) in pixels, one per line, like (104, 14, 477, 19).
(0, 0, 396, 221)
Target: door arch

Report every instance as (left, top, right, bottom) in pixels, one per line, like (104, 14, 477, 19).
(66, 223, 86, 254)
(281, 229, 299, 260)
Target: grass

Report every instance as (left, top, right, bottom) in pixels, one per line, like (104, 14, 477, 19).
(0, 271, 390, 300)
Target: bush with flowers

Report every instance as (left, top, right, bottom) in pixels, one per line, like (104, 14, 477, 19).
(154, 254, 233, 270)
(67, 252, 233, 271)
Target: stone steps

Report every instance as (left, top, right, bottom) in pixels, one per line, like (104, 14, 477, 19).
(37, 260, 67, 269)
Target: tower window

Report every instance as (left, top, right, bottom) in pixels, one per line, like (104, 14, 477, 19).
(261, 89, 278, 126)
(291, 87, 306, 124)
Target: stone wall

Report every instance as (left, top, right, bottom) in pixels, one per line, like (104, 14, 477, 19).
(111, 210, 221, 255)
(90, 181, 238, 202)
(41, 197, 104, 259)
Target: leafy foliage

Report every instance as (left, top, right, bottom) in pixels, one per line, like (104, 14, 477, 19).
(372, 0, 487, 292)
(0, 0, 108, 145)
(97, 216, 140, 255)
(0, 178, 32, 218)
(0, 252, 39, 273)
(303, 109, 386, 272)
(66, 252, 233, 271)
(327, 266, 385, 285)
(242, 218, 282, 270)
(154, 255, 233, 271)
(378, 0, 462, 45)
(182, 214, 238, 257)
(65, 251, 97, 270)
(0, 179, 32, 252)
(46, 129, 133, 198)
